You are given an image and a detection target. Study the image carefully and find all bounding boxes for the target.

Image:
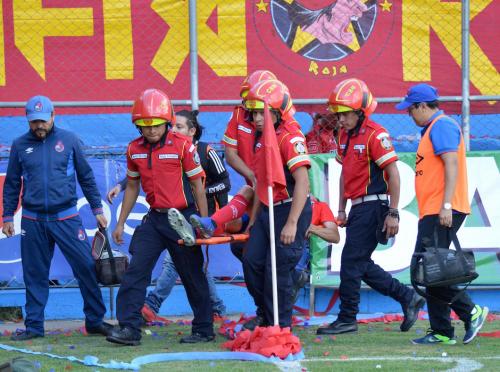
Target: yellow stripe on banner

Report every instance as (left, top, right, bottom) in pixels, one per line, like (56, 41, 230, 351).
(103, 0, 133, 80)
(13, 0, 93, 80)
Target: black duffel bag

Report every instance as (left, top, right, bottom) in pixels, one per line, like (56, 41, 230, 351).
(92, 227, 129, 285)
(410, 226, 478, 304)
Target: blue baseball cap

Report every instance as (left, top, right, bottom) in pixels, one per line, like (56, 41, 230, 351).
(395, 84, 439, 110)
(25, 95, 54, 122)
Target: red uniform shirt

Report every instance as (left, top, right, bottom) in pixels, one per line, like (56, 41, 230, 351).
(127, 131, 205, 209)
(254, 118, 311, 204)
(306, 125, 338, 155)
(222, 106, 256, 171)
(336, 118, 397, 200)
(311, 200, 336, 226)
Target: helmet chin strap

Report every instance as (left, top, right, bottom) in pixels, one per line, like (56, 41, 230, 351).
(349, 110, 365, 136)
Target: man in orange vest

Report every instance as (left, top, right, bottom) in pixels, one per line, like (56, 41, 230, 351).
(396, 83, 488, 345)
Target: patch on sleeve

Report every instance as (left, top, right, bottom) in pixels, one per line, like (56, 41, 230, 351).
(294, 141, 307, 154)
(380, 136, 393, 150)
(193, 152, 200, 165)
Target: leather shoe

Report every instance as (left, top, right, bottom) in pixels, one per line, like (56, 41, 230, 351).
(179, 332, 215, 343)
(400, 292, 425, 332)
(106, 326, 141, 346)
(242, 315, 267, 331)
(10, 330, 44, 341)
(86, 322, 114, 336)
(316, 320, 358, 335)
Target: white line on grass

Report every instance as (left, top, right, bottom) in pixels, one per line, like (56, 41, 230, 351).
(300, 356, 500, 371)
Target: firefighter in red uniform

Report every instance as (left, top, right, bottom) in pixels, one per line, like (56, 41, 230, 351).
(316, 78, 424, 335)
(107, 89, 213, 346)
(242, 79, 312, 329)
(223, 70, 277, 187)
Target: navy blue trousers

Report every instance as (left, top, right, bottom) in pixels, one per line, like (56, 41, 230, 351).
(116, 208, 213, 337)
(415, 214, 474, 338)
(21, 216, 106, 335)
(243, 199, 312, 327)
(338, 200, 414, 322)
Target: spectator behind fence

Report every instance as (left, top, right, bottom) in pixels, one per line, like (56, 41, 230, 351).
(396, 83, 488, 345)
(2, 95, 112, 341)
(316, 78, 425, 336)
(107, 89, 214, 346)
(305, 113, 339, 154)
(107, 110, 228, 321)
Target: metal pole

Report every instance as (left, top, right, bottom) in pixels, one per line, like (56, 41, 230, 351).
(461, 0, 471, 151)
(189, 0, 199, 111)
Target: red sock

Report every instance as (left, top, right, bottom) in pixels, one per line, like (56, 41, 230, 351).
(211, 194, 249, 232)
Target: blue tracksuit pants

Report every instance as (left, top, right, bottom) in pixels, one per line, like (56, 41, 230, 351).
(21, 216, 106, 335)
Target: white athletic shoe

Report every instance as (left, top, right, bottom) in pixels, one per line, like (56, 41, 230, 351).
(168, 208, 196, 246)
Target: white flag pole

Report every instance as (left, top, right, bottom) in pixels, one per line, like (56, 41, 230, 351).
(268, 185, 279, 326)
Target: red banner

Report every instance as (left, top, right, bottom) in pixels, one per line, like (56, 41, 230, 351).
(0, 1, 498, 104)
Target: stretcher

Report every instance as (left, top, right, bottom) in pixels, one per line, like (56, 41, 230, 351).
(177, 233, 249, 245)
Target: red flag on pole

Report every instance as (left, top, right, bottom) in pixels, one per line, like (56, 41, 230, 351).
(254, 102, 286, 206)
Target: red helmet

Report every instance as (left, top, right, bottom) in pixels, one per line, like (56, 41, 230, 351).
(244, 79, 296, 117)
(132, 89, 175, 127)
(240, 70, 277, 99)
(327, 78, 377, 116)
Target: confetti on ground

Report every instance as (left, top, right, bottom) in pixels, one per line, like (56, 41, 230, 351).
(323, 351, 330, 356)
(340, 355, 348, 360)
(144, 329, 152, 335)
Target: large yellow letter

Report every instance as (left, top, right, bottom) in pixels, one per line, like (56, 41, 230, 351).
(402, 0, 498, 96)
(151, 0, 247, 83)
(13, 0, 93, 80)
(103, 0, 133, 80)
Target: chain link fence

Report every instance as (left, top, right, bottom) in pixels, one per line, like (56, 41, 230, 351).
(0, 0, 498, 154)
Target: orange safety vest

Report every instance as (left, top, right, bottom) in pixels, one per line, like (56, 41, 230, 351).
(415, 114, 470, 218)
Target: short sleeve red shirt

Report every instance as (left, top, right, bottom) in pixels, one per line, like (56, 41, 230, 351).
(254, 118, 311, 203)
(337, 118, 398, 200)
(127, 131, 205, 209)
(222, 106, 256, 170)
(311, 200, 336, 226)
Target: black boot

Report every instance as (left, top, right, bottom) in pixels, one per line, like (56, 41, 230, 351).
(242, 315, 267, 331)
(316, 320, 358, 335)
(400, 292, 425, 332)
(179, 332, 215, 343)
(106, 326, 141, 346)
(86, 322, 114, 336)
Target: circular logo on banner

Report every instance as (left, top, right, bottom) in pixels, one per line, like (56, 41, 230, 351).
(253, 0, 395, 78)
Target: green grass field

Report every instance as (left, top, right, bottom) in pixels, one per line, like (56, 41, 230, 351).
(0, 319, 499, 371)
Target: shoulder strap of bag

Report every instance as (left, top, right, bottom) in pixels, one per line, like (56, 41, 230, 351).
(99, 227, 118, 283)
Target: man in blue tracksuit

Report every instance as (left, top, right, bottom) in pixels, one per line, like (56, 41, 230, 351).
(2, 95, 112, 341)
